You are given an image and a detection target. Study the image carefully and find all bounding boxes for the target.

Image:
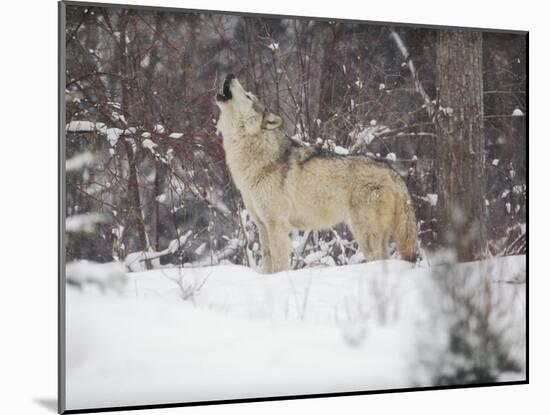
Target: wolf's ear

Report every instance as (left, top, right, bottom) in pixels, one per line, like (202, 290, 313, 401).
(261, 112, 283, 130)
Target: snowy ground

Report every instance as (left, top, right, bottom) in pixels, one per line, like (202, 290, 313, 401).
(64, 256, 526, 411)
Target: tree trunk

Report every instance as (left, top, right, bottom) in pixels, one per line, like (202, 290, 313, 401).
(118, 10, 152, 264)
(316, 24, 344, 136)
(435, 30, 487, 261)
(154, 162, 166, 251)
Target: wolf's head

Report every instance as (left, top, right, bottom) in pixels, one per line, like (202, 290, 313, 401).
(216, 74, 283, 137)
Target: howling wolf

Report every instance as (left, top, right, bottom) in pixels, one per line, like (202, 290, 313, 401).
(216, 74, 417, 273)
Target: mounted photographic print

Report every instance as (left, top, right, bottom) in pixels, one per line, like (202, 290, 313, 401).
(59, 1, 528, 413)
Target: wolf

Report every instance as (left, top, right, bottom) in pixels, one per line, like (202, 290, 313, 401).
(216, 74, 417, 273)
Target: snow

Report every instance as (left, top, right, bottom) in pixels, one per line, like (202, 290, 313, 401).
(213, 200, 232, 216)
(168, 132, 184, 139)
(154, 194, 167, 203)
(106, 102, 122, 110)
(66, 213, 108, 233)
(66, 260, 127, 293)
(124, 231, 193, 272)
(165, 230, 193, 254)
(111, 112, 126, 125)
(303, 250, 327, 265)
(66, 121, 96, 132)
(123, 251, 161, 272)
(66, 152, 94, 172)
(349, 251, 365, 264)
(513, 184, 525, 194)
(194, 242, 207, 256)
(334, 146, 349, 155)
(349, 124, 390, 149)
(267, 42, 279, 51)
(105, 128, 123, 146)
(321, 139, 349, 156)
(65, 121, 132, 146)
(142, 138, 157, 150)
(512, 108, 524, 116)
(421, 193, 438, 207)
(140, 54, 150, 68)
(94, 122, 107, 134)
(65, 256, 526, 410)
(386, 152, 397, 162)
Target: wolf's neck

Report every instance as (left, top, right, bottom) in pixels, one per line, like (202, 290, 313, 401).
(226, 125, 285, 159)
(223, 127, 286, 183)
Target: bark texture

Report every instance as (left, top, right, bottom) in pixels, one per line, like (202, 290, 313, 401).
(435, 30, 487, 261)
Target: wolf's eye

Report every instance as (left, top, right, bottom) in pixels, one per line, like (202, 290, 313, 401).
(246, 94, 252, 100)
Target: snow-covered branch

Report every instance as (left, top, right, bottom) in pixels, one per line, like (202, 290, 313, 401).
(390, 30, 434, 117)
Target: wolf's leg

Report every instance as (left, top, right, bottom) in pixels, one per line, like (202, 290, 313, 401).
(355, 232, 373, 261)
(255, 221, 273, 273)
(266, 224, 290, 273)
(380, 232, 390, 258)
(350, 218, 388, 262)
(360, 234, 385, 261)
(349, 186, 393, 261)
(245, 205, 273, 273)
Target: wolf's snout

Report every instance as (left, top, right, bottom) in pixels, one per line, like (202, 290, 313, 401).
(216, 74, 235, 102)
(222, 75, 233, 98)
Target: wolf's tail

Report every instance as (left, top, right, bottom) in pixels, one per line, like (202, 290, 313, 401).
(395, 192, 417, 262)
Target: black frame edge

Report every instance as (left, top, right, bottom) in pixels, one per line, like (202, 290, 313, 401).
(58, 1, 67, 414)
(525, 31, 530, 385)
(61, 0, 528, 35)
(61, 381, 528, 414)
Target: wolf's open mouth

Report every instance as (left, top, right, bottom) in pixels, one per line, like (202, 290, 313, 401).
(216, 74, 235, 102)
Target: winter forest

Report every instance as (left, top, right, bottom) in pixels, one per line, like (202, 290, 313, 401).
(62, 3, 527, 411)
